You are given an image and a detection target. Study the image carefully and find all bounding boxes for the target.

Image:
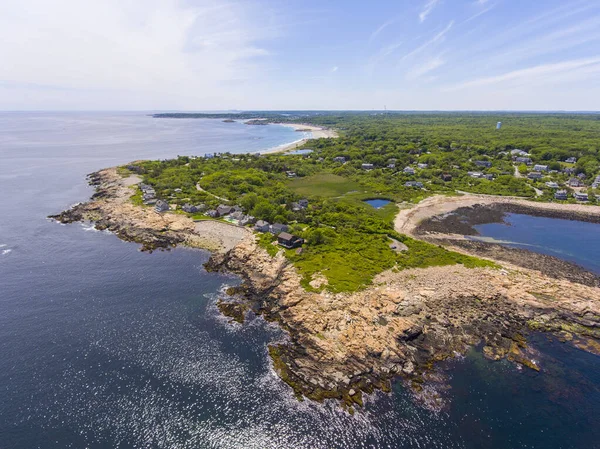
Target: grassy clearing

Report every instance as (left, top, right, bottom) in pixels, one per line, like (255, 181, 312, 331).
(287, 231, 397, 293)
(257, 232, 280, 257)
(395, 235, 498, 270)
(288, 173, 367, 198)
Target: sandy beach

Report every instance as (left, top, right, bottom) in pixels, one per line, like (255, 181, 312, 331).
(261, 123, 339, 154)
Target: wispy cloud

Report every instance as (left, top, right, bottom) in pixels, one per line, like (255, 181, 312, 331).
(331, 66, 339, 72)
(406, 57, 445, 80)
(419, 0, 441, 23)
(365, 41, 404, 74)
(400, 21, 453, 61)
(369, 17, 398, 42)
(445, 57, 600, 91)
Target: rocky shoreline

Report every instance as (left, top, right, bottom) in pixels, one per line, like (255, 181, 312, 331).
(52, 169, 600, 413)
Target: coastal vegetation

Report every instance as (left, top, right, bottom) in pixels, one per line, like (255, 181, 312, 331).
(127, 113, 600, 291)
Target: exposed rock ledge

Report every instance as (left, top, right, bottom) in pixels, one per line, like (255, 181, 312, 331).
(52, 169, 600, 412)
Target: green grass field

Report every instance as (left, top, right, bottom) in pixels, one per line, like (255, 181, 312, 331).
(288, 173, 367, 198)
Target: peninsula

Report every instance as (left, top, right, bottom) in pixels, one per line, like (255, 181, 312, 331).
(52, 113, 600, 412)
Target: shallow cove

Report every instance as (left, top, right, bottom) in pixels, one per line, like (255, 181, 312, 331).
(471, 213, 600, 274)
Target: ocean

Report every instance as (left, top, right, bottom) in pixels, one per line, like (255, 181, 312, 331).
(1, 112, 599, 448)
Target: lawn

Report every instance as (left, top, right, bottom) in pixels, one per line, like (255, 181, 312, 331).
(288, 173, 367, 198)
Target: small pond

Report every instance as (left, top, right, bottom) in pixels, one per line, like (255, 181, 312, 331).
(364, 199, 391, 209)
(286, 149, 313, 155)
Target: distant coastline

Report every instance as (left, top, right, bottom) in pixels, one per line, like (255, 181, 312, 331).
(261, 123, 339, 154)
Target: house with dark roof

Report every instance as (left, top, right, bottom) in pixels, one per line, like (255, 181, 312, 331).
(277, 232, 304, 249)
(361, 163, 374, 170)
(574, 192, 589, 202)
(155, 200, 170, 213)
(475, 160, 492, 168)
(565, 157, 577, 164)
(554, 190, 568, 200)
(333, 156, 346, 163)
(254, 220, 270, 232)
(182, 203, 205, 213)
(533, 164, 549, 172)
(568, 178, 584, 187)
(216, 205, 233, 217)
(270, 223, 289, 235)
(403, 167, 415, 175)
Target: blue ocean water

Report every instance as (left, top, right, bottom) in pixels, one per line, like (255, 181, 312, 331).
(472, 213, 600, 274)
(1, 113, 599, 448)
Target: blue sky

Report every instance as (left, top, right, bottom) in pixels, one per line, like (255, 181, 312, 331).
(1, 0, 600, 110)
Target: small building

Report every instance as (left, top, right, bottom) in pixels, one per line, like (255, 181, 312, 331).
(468, 171, 484, 178)
(239, 215, 256, 226)
(286, 171, 297, 178)
(182, 203, 197, 213)
(155, 200, 169, 213)
(484, 174, 494, 180)
(333, 156, 346, 163)
(545, 181, 560, 189)
(514, 157, 532, 165)
(441, 173, 452, 182)
(568, 178, 584, 187)
(496, 121, 502, 130)
(174, 188, 182, 193)
(554, 190, 568, 200)
(216, 205, 233, 217)
(361, 163, 374, 170)
(565, 157, 577, 164)
(511, 149, 529, 156)
(298, 199, 309, 208)
(533, 164, 548, 172)
(405, 181, 424, 188)
(387, 163, 396, 169)
(270, 223, 289, 235)
(563, 167, 576, 174)
(403, 167, 415, 175)
(205, 209, 218, 218)
(254, 220, 270, 232)
(527, 172, 543, 180)
(578, 172, 587, 179)
(417, 163, 428, 169)
(230, 211, 244, 221)
(182, 203, 204, 213)
(126, 164, 144, 174)
(574, 192, 589, 202)
(475, 160, 492, 168)
(277, 232, 304, 249)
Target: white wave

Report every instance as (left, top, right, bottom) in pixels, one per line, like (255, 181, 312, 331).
(80, 223, 99, 232)
(2, 249, 12, 255)
(0, 243, 6, 248)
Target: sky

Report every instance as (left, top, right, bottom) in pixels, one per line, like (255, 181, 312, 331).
(1, 0, 600, 111)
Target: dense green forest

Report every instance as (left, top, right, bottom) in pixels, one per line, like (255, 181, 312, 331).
(129, 113, 600, 291)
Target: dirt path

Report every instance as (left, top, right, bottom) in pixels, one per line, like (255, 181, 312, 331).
(196, 182, 230, 202)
